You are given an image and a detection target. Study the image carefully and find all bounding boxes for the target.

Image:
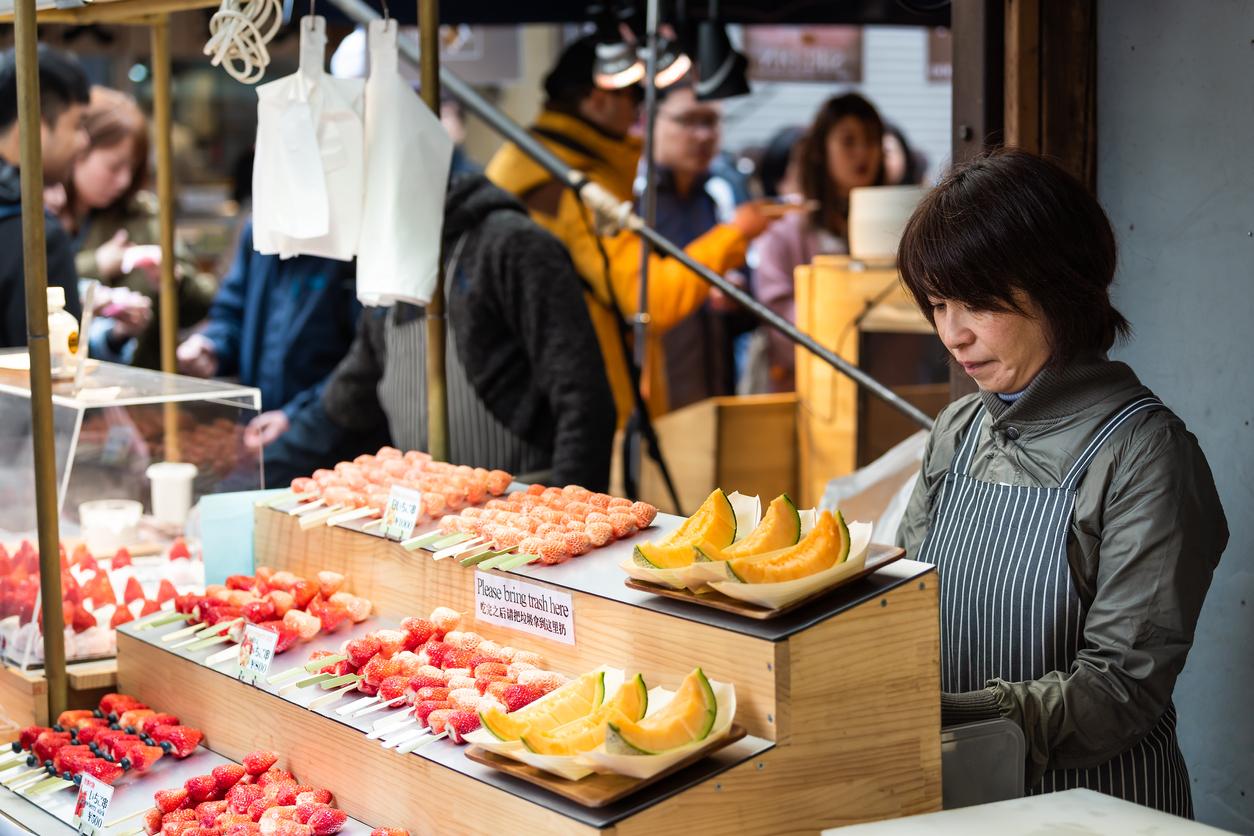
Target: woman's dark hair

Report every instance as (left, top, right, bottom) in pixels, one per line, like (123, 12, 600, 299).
(67, 86, 149, 214)
(882, 121, 926, 185)
(898, 147, 1130, 362)
(799, 92, 886, 236)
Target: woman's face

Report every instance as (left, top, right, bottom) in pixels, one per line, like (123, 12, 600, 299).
(929, 293, 1052, 393)
(825, 115, 882, 195)
(74, 137, 135, 211)
(883, 132, 907, 185)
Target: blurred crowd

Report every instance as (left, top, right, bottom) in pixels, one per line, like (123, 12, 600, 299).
(0, 38, 928, 493)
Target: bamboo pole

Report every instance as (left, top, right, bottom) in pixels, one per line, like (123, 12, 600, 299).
(419, 0, 448, 461)
(151, 15, 181, 461)
(13, 0, 68, 719)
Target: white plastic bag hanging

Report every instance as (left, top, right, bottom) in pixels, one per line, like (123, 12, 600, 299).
(252, 15, 365, 261)
(355, 18, 453, 306)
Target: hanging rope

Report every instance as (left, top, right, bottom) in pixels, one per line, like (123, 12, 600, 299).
(203, 0, 284, 84)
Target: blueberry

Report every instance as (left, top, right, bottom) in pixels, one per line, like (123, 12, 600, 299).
(61, 771, 72, 781)
(119, 757, 131, 771)
(9, 742, 19, 753)
(92, 709, 103, 718)
(159, 742, 173, 754)
(106, 713, 117, 723)
(42, 759, 52, 769)
(25, 755, 36, 767)
(73, 774, 81, 786)
(108, 723, 120, 731)
(140, 735, 153, 746)
(51, 725, 63, 733)
(101, 753, 114, 763)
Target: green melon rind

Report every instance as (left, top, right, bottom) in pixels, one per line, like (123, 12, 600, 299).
(626, 673, 649, 721)
(603, 669, 717, 755)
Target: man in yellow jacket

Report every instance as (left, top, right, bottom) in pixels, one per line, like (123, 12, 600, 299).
(486, 37, 772, 428)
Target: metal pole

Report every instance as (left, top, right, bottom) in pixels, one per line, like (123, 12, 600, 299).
(634, 0, 660, 487)
(13, 0, 68, 719)
(419, 0, 448, 461)
(151, 16, 181, 462)
(327, 0, 934, 432)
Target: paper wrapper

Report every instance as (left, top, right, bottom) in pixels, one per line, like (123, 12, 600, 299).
(465, 672, 738, 783)
(707, 521, 875, 609)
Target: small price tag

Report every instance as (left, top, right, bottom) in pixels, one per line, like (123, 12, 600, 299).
(381, 485, 423, 541)
(73, 773, 113, 835)
(236, 624, 280, 686)
(474, 572, 575, 645)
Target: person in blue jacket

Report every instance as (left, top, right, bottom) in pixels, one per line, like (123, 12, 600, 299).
(176, 221, 359, 456)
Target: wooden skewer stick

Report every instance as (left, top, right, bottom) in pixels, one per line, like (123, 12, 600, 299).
(160, 621, 203, 642)
(299, 506, 344, 530)
(327, 506, 379, 527)
(193, 617, 241, 639)
(24, 776, 71, 795)
(205, 645, 241, 668)
(136, 610, 189, 630)
(262, 490, 295, 508)
(307, 681, 360, 711)
(288, 498, 327, 515)
(398, 730, 447, 754)
(401, 530, 449, 552)
(184, 633, 234, 652)
(372, 705, 415, 728)
(382, 728, 426, 750)
(105, 806, 154, 829)
(367, 717, 416, 741)
(336, 695, 380, 717)
(353, 696, 406, 718)
(319, 673, 361, 690)
(432, 537, 485, 561)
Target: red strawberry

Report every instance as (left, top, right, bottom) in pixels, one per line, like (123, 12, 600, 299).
(155, 788, 190, 814)
(421, 640, 450, 668)
(168, 537, 191, 561)
(294, 788, 332, 805)
(256, 620, 298, 653)
(196, 800, 229, 827)
(502, 683, 545, 713)
(151, 724, 202, 758)
(444, 710, 481, 744)
(369, 828, 410, 836)
(143, 807, 162, 835)
(265, 780, 299, 805)
(475, 674, 511, 694)
(258, 767, 294, 787)
(124, 576, 145, 604)
(273, 823, 314, 836)
(294, 801, 323, 824)
(291, 579, 317, 610)
(141, 713, 180, 734)
(164, 809, 199, 823)
(440, 648, 475, 670)
(213, 762, 246, 792)
(124, 744, 165, 772)
(306, 807, 347, 835)
(343, 636, 380, 669)
(246, 796, 270, 822)
(185, 773, 218, 803)
(111, 547, 132, 569)
(242, 599, 276, 624)
(241, 750, 278, 776)
(140, 598, 162, 616)
(111, 606, 135, 628)
(414, 700, 451, 726)
(225, 575, 255, 591)
(71, 605, 97, 633)
(226, 782, 264, 813)
(400, 617, 436, 648)
(157, 579, 178, 604)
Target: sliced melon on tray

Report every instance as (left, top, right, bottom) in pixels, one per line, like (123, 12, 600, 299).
(480, 670, 605, 741)
(632, 489, 737, 569)
(520, 674, 649, 755)
(723, 509, 850, 584)
(698, 494, 801, 561)
(605, 668, 717, 755)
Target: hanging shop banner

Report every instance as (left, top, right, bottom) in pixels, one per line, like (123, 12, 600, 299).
(475, 571, 575, 645)
(744, 26, 863, 83)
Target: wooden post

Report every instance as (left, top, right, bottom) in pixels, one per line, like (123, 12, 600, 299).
(419, 0, 448, 462)
(151, 14, 181, 461)
(1004, 0, 1041, 152)
(13, 0, 68, 719)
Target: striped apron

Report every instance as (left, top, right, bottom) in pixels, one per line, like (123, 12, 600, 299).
(378, 233, 551, 478)
(918, 396, 1193, 816)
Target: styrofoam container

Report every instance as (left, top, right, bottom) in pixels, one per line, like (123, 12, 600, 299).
(78, 498, 143, 555)
(848, 185, 927, 261)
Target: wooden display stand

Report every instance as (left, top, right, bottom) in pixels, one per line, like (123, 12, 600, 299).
(794, 256, 946, 507)
(639, 393, 798, 516)
(0, 660, 117, 743)
(116, 510, 942, 833)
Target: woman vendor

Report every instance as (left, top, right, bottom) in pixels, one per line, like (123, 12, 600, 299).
(894, 149, 1227, 816)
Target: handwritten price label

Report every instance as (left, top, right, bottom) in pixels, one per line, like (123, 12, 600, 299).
(236, 624, 279, 686)
(474, 572, 575, 645)
(381, 485, 424, 541)
(73, 773, 113, 834)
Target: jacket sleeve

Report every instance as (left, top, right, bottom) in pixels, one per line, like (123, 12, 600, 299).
(557, 190, 748, 333)
(498, 225, 616, 491)
(895, 426, 940, 558)
(200, 229, 252, 376)
(319, 310, 389, 433)
(985, 420, 1227, 781)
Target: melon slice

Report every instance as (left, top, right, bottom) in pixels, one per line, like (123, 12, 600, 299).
(633, 489, 736, 569)
(520, 674, 648, 755)
(480, 670, 605, 741)
(605, 668, 717, 755)
(698, 494, 800, 562)
(724, 510, 850, 584)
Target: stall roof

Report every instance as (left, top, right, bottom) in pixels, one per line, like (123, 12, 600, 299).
(2, 0, 949, 26)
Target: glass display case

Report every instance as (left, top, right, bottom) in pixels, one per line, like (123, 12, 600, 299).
(0, 352, 261, 668)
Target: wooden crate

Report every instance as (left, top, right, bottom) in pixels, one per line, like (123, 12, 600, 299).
(115, 512, 941, 833)
(639, 393, 797, 517)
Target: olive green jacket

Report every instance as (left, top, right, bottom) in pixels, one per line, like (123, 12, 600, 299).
(74, 191, 217, 370)
(896, 356, 1227, 782)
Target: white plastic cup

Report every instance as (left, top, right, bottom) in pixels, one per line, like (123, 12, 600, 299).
(77, 499, 143, 556)
(146, 462, 199, 526)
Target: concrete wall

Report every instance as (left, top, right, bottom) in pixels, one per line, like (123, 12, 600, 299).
(1097, 2, 1254, 830)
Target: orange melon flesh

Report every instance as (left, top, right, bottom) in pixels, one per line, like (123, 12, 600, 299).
(633, 489, 736, 569)
(725, 510, 849, 584)
(480, 670, 605, 741)
(699, 494, 800, 562)
(605, 668, 717, 755)
(520, 674, 648, 755)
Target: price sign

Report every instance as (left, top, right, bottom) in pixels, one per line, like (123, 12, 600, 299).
(475, 572, 575, 645)
(73, 773, 113, 835)
(236, 624, 279, 686)
(381, 485, 424, 541)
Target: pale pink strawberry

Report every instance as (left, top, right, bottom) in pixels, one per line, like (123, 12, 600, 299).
(584, 522, 614, 547)
(607, 513, 638, 539)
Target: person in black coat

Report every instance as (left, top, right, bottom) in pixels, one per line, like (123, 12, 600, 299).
(266, 173, 616, 491)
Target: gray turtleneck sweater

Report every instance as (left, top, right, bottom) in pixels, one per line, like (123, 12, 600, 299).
(897, 355, 1227, 782)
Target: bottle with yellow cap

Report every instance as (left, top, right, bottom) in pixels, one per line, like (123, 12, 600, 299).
(47, 286, 79, 379)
